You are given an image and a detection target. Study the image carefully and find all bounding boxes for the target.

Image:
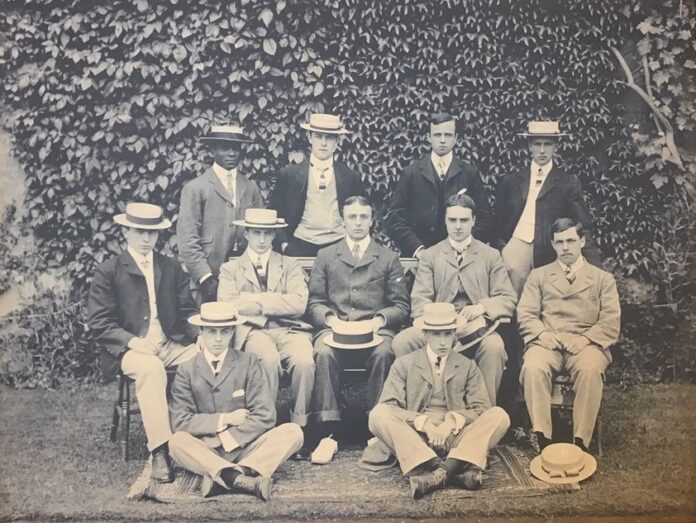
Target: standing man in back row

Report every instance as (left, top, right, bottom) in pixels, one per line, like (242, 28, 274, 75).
(268, 113, 366, 257)
(385, 112, 492, 257)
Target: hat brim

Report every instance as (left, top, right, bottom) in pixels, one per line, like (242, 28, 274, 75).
(518, 133, 570, 138)
(231, 220, 288, 229)
(413, 318, 457, 331)
(529, 452, 597, 485)
(113, 215, 171, 230)
(300, 122, 350, 135)
(322, 333, 383, 349)
(200, 136, 255, 144)
(187, 314, 248, 327)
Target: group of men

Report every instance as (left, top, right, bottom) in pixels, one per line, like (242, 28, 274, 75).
(87, 112, 620, 500)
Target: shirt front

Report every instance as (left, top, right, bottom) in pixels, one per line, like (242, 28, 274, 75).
(213, 162, 237, 205)
(512, 160, 554, 243)
(448, 235, 472, 254)
(425, 344, 449, 377)
(245, 248, 272, 275)
(127, 246, 164, 343)
(431, 151, 453, 178)
(309, 155, 335, 188)
(344, 236, 371, 260)
(558, 255, 585, 279)
(202, 345, 229, 375)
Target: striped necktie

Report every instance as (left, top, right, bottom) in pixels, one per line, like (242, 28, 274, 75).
(564, 265, 575, 284)
(352, 243, 361, 264)
(534, 167, 544, 188)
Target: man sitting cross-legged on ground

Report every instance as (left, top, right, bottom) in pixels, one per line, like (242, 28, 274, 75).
(168, 302, 303, 500)
(391, 193, 517, 405)
(518, 218, 620, 453)
(369, 303, 510, 500)
(88, 202, 199, 483)
(218, 208, 315, 440)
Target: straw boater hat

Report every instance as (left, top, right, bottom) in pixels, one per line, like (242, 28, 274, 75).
(413, 303, 458, 331)
(300, 113, 350, 135)
(323, 318, 383, 349)
(187, 302, 247, 327)
(200, 124, 254, 144)
(232, 208, 288, 229)
(518, 121, 569, 138)
(530, 443, 597, 485)
(113, 202, 172, 230)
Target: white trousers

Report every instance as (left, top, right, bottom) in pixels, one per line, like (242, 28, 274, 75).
(501, 238, 534, 297)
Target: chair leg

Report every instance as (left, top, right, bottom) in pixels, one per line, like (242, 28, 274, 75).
(110, 404, 120, 442)
(120, 377, 131, 461)
(596, 415, 604, 458)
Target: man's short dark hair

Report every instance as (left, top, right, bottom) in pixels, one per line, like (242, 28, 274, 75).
(343, 195, 372, 209)
(551, 217, 585, 239)
(445, 192, 476, 216)
(431, 112, 456, 129)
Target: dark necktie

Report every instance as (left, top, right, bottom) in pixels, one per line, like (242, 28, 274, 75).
(211, 359, 220, 375)
(534, 167, 544, 188)
(434, 356, 442, 374)
(456, 249, 465, 269)
(564, 265, 576, 284)
(312, 163, 329, 191)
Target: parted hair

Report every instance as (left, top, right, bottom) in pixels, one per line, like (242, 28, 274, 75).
(343, 195, 372, 209)
(445, 192, 476, 216)
(550, 217, 585, 239)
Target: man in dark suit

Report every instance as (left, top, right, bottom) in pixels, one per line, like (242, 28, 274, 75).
(307, 196, 410, 440)
(177, 125, 264, 303)
(169, 302, 303, 500)
(268, 113, 366, 257)
(492, 121, 601, 296)
(385, 112, 492, 257)
(88, 203, 199, 483)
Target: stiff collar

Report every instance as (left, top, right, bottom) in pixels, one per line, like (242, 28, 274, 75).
(431, 151, 454, 173)
(309, 154, 334, 171)
(213, 162, 237, 180)
(345, 236, 371, 256)
(126, 246, 153, 269)
(448, 235, 472, 253)
(245, 247, 272, 269)
(201, 342, 229, 373)
(531, 160, 553, 178)
(558, 255, 585, 275)
(425, 344, 449, 374)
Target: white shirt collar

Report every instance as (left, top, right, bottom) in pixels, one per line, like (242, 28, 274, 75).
(213, 162, 237, 180)
(246, 248, 272, 269)
(309, 154, 334, 170)
(425, 345, 448, 373)
(558, 255, 585, 274)
(202, 344, 228, 372)
(531, 160, 553, 178)
(127, 246, 153, 269)
(345, 236, 371, 255)
(448, 235, 472, 253)
(431, 151, 454, 173)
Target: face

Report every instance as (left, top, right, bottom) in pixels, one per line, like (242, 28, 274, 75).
(445, 206, 475, 242)
(308, 131, 338, 161)
(200, 326, 235, 356)
(528, 138, 556, 166)
(429, 120, 456, 157)
(551, 226, 586, 265)
(211, 141, 241, 170)
(424, 329, 457, 357)
(123, 227, 159, 256)
(245, 228, 276, 255)
(343, 202, 372, 241)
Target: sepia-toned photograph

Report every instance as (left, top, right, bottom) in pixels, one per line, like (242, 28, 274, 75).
(0, 0, 694, 521)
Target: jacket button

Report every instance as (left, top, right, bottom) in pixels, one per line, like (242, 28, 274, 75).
(427, 384, 432, 389)
(143, 316, 148, 320)
(228, 203, 232, 208)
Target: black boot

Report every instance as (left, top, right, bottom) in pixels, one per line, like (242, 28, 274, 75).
(409, 466, 448, 500)
(150, 444, 174, 483)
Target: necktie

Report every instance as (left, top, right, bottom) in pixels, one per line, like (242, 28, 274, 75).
(456, 249, 465, 269)
(226, 172, 235, 203)
(434, 356, 442, 374)
(352, 243, 361, 263)
(312, 163, 328, 191)
(141, 258, 150, 270)
(438, 159, 447, 180)
(534, 167, 544, 188)
(255, 256, 265, 277)
(211, 359, 220, 375)
(564, 265, 575, 284)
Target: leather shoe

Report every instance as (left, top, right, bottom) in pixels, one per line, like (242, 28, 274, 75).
(150, 447, 174, 483)
(409, 466, 448, 500)
(232, 475, 273, 501)
(450, 468, 483, 491)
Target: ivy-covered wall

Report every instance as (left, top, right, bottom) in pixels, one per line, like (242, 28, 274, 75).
(1, 0, 694, 386)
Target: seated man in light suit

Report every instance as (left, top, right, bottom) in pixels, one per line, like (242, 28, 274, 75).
(391, 193, 517, 405)
(308, 195, 410, 440)
(218, 208, 315, 433)
(369, 303, 510, 500)
(168, 302, 303, 500)
(518, 218, 620, 452)
(88, 203, 199, 482)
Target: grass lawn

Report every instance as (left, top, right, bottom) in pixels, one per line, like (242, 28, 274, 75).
(0, 383, 695, 522)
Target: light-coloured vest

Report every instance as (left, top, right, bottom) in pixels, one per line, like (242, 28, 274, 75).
(424, 369, 448, 425)
(294, 170, 344, 245)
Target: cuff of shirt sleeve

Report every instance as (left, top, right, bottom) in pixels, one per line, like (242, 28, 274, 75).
(414, 414, 429, 432)
(446, 412, 466, 433)
(216, 414, 227, 433)
(218, 430, 239, 453)
(199, 272, 213, 284)
(414, 245, 425, 257)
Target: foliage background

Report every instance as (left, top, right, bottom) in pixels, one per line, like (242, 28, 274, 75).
(0, 0, 694, 387)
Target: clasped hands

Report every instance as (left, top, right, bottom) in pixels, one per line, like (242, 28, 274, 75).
(222, 408, 249, 427)
(232, 293, 263, 316)
(423, 419, 457, 453)
(538, 331, 592, 354)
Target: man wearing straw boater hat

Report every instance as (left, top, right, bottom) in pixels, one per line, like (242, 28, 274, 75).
(168, 302, 303, 500)
(385, 111, 493, 258)
(518, 218, 620, 453)
(217, 208, 315, 439)
(88, 202, 199, 483)
(268, 113, 366, 257)
(391, 193, 517, 405)
(492, 120, 601, 296)
(368, 303, 510, 500)
(178, 125, 264, 303)
(307, 195, 409, 455)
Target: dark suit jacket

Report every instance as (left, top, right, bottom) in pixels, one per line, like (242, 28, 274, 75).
(87, 251, 199, 382)
(377, 348, 490, 426)
(385, 155, 492, 256)
(307, 239, 410, 331)
(169, 349, 276, 449)
(492, 166, 601, 267)
(268, 159, 366, 246)
(177, 168, 264, 284)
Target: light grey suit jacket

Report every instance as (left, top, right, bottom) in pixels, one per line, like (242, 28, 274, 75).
(218, 251, 312, 350)
(517, 261, 620, 355)
(410, 238, 517, 320)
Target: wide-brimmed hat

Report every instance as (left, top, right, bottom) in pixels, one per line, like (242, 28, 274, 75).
(530, 443, 597, 484)
(113, 202, 172, 230)
(518, 121, 569, 138)
(322, 319, 383, 349)
(232, 208, 288, 229)
(200, 125, 254, 144)
(300, 113, 350, 135)
(188, 302, 247, 327)
(413, 303, 458, 331)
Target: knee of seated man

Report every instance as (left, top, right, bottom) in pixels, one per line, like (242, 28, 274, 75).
(479, 333, 506, 359)
(168, 431, 193, 451)
(132, 353, 166, 375)
(368, 403, 392, 431)
(485, 406, 511, 429)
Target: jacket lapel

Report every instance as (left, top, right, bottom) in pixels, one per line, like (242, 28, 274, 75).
(414, 349, 434, 387)
(206, 168, 234, 205)
(547, 264, 571, 295)
(240, 255, 260, 289)
(443, 352, 461, 385)
(214, 347, 239, 386)
(566, 263, 593, 297)
(195, 352, 216, 388)
(266, 251, 282, 291)
(336, 239, 354, 268)
(153, 252, 163, 291)
(290, 160, 310, 199)
(354, 240, 380, 269)
(417, 157, 438, 189)
(537, 165, 562, 200)
(236, 175, 248, 207)
(120, 251, 145, 277)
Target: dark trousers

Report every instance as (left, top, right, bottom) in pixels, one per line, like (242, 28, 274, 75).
(284, 236, 341, 257)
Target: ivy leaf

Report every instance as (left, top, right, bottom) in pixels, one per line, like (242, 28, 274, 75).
(259, 8, 273, 27)
(263, 38, 277, 55)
